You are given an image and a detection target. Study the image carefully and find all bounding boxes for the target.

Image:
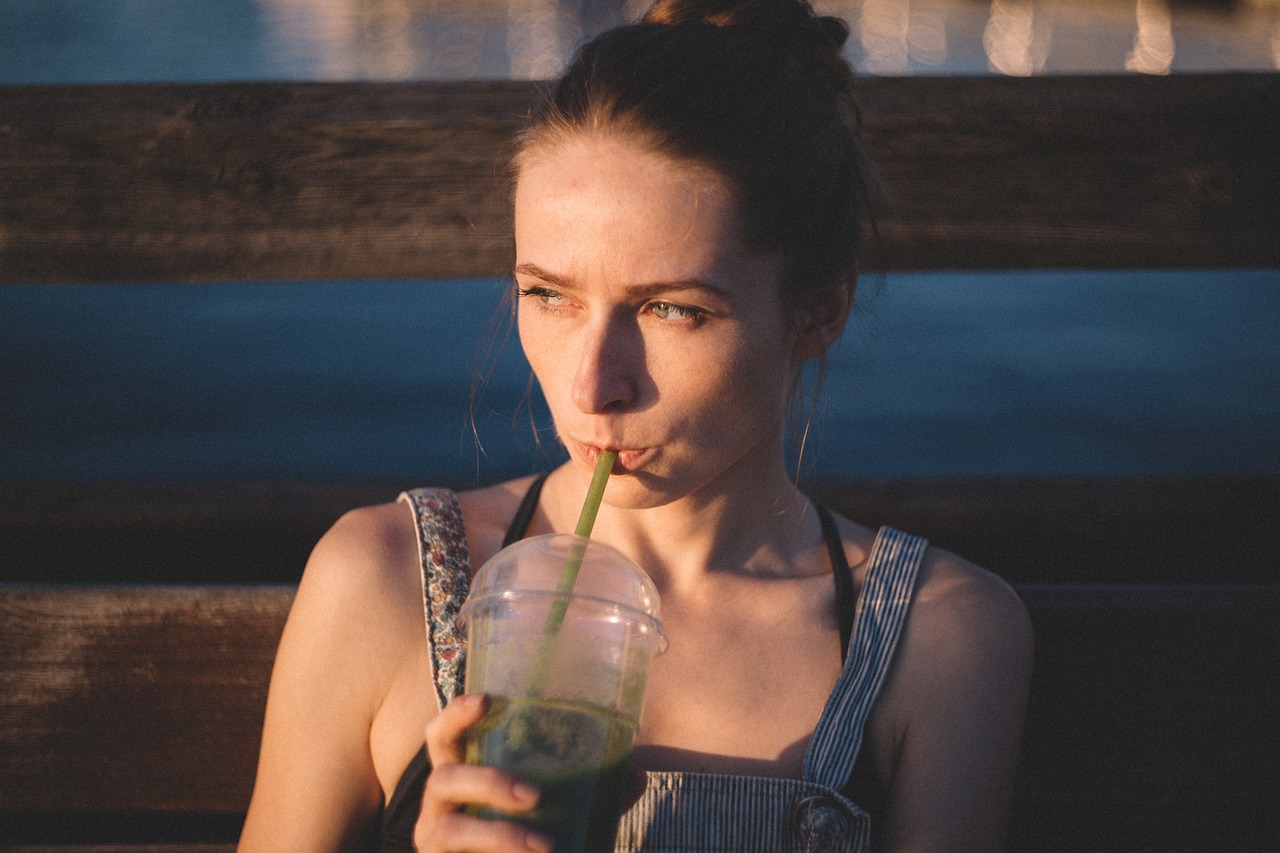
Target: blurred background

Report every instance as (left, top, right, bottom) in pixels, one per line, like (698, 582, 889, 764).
(2, 0, 1278, 81)
(2, 0, 1278, 488)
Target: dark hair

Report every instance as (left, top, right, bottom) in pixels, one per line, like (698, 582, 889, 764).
(514, 0, 876, 320)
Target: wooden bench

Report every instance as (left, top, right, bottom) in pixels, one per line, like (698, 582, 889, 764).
(2, 74, 1279, 851)
(3, 583, 1277, 852)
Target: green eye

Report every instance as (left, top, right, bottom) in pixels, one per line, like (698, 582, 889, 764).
(516, 285, 568, 307)
(651, 302, 698, 322)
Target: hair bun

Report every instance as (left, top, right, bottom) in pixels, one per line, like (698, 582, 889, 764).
(642, 0, 754, 26)
(641, 0, 851, 60)
(643, 0, 840, 43)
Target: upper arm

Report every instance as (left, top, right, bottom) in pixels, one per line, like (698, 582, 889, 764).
(239, 503, 422, 852)
(873, 552, 1034, 853)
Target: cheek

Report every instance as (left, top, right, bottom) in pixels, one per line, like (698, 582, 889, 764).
(662, 331, 792, 422)
(517, 312, 557, 389)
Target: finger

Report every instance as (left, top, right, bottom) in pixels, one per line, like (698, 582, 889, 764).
(425, 692, 490, 767)
(420, 762, 541, 826)
(415, 810, 552, 853)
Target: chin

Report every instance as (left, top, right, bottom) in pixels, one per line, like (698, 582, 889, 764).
(598, 472, 685, 511)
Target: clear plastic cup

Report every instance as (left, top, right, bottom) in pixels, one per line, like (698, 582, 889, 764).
(457, 534, 666, 853)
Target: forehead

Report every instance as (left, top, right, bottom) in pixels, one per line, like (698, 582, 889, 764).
(513, 133, 752, 282)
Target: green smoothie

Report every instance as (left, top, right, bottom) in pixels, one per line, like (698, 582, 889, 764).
(465, 695, 637, 853)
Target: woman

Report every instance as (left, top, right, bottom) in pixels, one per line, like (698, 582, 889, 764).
(238, 1, 1033, 851)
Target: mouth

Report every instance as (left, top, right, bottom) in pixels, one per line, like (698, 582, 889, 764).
(575, 441, 651, 474)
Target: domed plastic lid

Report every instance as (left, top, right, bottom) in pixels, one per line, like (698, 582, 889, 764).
(459, 533, 665, 647)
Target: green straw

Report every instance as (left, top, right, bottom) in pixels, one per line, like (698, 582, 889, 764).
(577, 451, 616, 535)
(524, 449, 617, 697)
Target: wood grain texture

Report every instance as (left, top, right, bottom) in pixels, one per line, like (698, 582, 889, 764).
(3, 478, 1276, 584)
(805, 476, 1280, 584)
(1, 847, 232, 853)
(0, 586, 293, 815)
(0, 81, 531, 284)
(2, 74, 1277, 283)
(2, 583, 1276, 850)
(854, 73, 1280, 270)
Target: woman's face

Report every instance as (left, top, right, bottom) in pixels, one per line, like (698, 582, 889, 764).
(514, 133, 801, 508)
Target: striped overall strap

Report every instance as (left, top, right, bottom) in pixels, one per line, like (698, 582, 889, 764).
(802, 526, 928, 790)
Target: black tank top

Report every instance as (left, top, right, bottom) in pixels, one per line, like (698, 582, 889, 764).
(377, 476, 880, 850)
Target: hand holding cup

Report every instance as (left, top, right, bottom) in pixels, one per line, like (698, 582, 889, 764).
(415, 692, 552, 853)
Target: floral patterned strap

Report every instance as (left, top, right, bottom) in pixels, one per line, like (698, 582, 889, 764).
(398, 488, 471, 711)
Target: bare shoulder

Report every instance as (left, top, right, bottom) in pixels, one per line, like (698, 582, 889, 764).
(283, 499, 426, 700)
(257, 498, 431, 748)
(240, 499, 425, 847)
(860, 543, 1033, 851)
(304, 500, 421, 607)
(313, 499, 420, 572)
(823, 509, 1030, 661)
(883, 543, 1034, 742)
(910, 545, 1033, 667)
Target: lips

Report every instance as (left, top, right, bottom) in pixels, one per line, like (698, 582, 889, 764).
(575, 441, 651, 473)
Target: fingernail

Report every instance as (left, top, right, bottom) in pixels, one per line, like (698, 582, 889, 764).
(513, 779, 540, 804)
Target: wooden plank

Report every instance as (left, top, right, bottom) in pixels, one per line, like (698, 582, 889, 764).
(1, 815, 241, 850)
(2, 74, 1277, 284)
(3, 478, 1276, 584)
(1, 822, 240, 851)
(1, 847, 232, 853)
(0, 586, 293, 815)
(805, 476, 1280, 584)
(855, 73, 1280, 271)
(0, 81, 530, 284)
(1, 583, 1276, 851)
(0, 480, 400, 584)
(1008, 583, 1280, 852)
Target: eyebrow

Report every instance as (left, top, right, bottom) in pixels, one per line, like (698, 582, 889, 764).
(513, 262, 731, 300)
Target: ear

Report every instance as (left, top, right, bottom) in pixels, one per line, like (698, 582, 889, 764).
(793, 271, 857, 359)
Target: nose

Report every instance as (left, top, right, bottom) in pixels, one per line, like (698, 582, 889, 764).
(571, 316, 639, 414)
